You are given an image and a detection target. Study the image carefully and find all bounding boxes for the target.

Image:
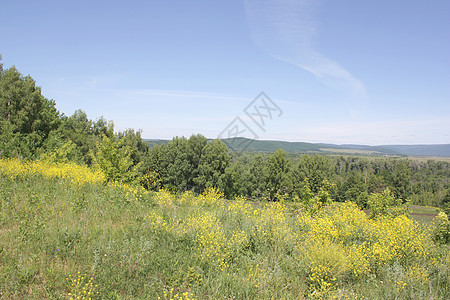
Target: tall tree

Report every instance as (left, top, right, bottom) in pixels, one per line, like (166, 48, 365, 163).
(164, 136, 191, 190)
(93, 134, 141, 184)
(195, 139, 230, 191)
(0, 66, 60, 158)
(144, 144, 168, 181)
(56, 110, 114, 165)
(222, 161, 247, 198)
(245, 153, 267, 198)
(292, 154, 332, 194)
(389, 161, 411, 200)
(117, 129, 148, 167)
(187, 134, 208, 191)
(264, 149, 291, 201)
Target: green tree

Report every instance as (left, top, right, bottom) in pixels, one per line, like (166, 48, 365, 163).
(142, 134, 208, 191)
(145, 144, 168, 180)
(389, 161, 411, 200)
(0, 65, 60, 158)
(292, 154, 332, 194)
(442, 189, 450, 215)
(195, 139, 230, 190)
(296, 178, 335, 213)
(117, 129, 148, 168)
(433, 211, 450, 244)
(263, 149, 290, 201)
(164, 136, 191, 191)
(244, 154, 267, 198)
(93, 135, 141, 184)
(187, 134, 208, 191)
(222, 161, 247, 198)
(337, 173, 368, 207)
(56, 110, 114, 165)
(40, 140, 80, 164)
(367, 188, 408, 218)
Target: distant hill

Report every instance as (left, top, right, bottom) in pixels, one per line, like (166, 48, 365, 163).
(145, 138, 450, 157)
(221, 137, 321, 153)
(146, 139, 170, 148)
(380, 144, 450, 157)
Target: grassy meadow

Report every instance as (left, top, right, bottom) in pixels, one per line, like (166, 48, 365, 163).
(0, 159, 449, 299)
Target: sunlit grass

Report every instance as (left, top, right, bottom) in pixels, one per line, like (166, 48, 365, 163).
(0, 158, 105, 186)
(0, 158, 448, 299)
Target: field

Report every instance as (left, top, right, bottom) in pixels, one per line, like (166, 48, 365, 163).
(410, 206, 440, 224)
(0, 159, 449, 299)
(400, 156, 450, 163)
(318, 148, 384, 155)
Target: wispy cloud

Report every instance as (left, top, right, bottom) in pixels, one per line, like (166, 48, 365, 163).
(244, 0, 367, 99)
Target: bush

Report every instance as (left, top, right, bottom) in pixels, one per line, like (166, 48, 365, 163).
(367, 188, 409, 218)
(434, 211, 450, 244)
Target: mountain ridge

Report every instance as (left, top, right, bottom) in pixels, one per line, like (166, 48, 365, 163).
(145, 138, 450, 157)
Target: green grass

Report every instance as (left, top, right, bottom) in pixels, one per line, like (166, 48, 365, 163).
(400, 156, 450, 163)
(0, 173, 449, 299)
(410, 205, 440, 224)
(411, 205, 440, 215)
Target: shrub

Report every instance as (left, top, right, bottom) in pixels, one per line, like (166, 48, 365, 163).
(433, 211, 450, 244)
(367, 188, 409, 218)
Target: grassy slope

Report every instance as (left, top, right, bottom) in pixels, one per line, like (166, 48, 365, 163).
(1, 172, 449, 299)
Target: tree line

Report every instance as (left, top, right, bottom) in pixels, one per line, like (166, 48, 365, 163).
(1, 58, 449, 211)
(146, 142, 449, 209)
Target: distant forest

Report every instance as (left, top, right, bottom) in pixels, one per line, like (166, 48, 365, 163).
(1, 59, 449, 211)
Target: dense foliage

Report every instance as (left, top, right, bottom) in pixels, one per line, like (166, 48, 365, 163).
(0, 64, 60, 158)
(146, 143, 449, 210)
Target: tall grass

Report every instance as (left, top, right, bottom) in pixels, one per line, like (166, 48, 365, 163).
(0, 158, 448, 299)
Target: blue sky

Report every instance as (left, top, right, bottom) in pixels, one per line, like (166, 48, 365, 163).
(1, 0, 449, 145)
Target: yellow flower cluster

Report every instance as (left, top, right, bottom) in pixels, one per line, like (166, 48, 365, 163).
(366, 215, 430, 265)
(0, 158, 105, 186)
(297, 202, 432, 296)
(147, 190, 438, 298)
(0, 158, 149, 203)
(146, 209, 187, 239)
(148, 194, 250, 270)
(66, 272, 99, 300)
(147, 211, 169, 232)
(158, 288, 196, 300)
(308, 262, 338, 299)
(154, 188, 175, 207)
(107, 181, 148, 202)
(227, 196, 252, 216)
(250, 202, 295, 247)
(194, 187, 224, 207)
(179, 190, 195, 206)
(303, 237, 346, 299)
(187, 212, 230, 269)
(152, 187, 224, 208)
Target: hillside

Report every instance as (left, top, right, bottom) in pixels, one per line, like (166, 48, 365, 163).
(380, 144, 450, 157)
(146, 138, 450, 157)
(1, 159, 448, 299)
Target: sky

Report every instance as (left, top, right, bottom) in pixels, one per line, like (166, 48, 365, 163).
(1, 0, 449, 145)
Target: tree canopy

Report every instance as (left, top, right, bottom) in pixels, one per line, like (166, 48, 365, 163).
(0, 65, 60, 158)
